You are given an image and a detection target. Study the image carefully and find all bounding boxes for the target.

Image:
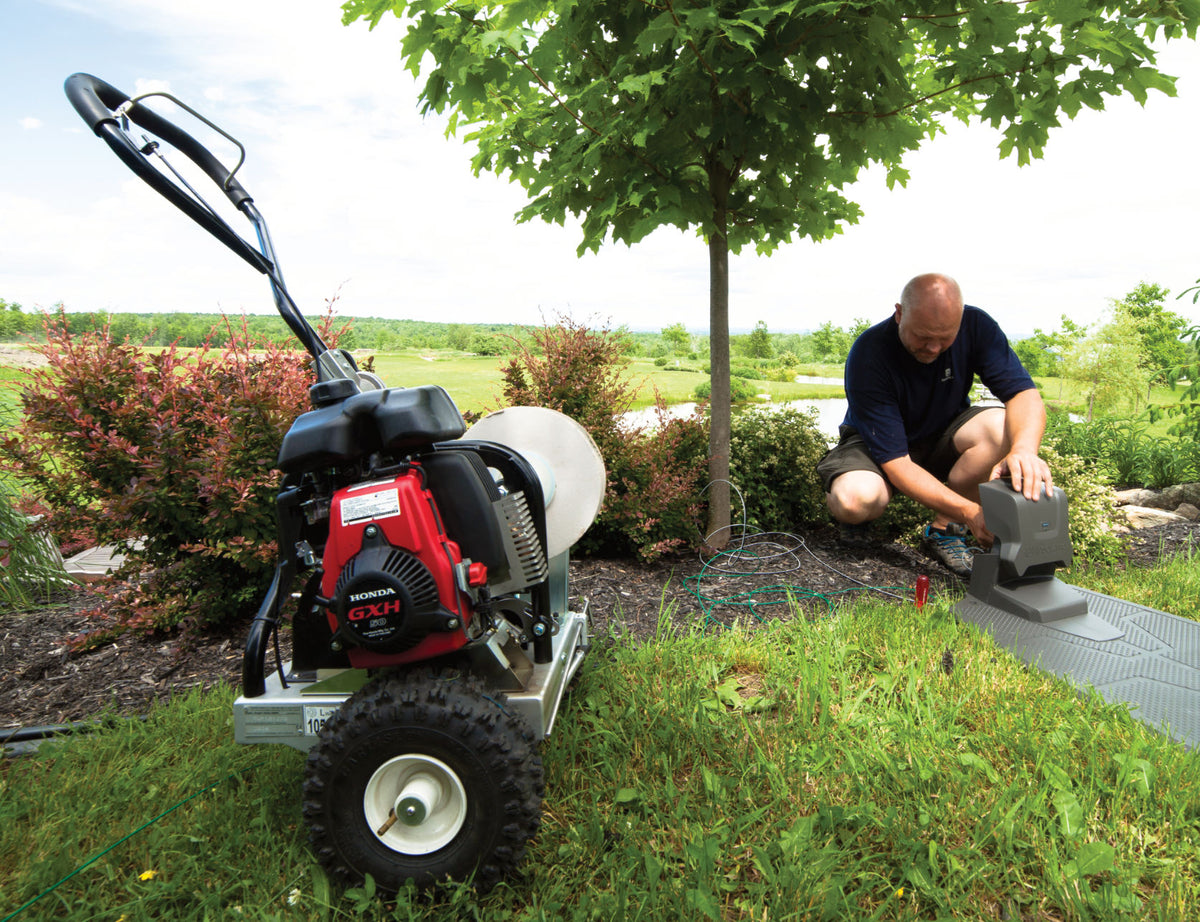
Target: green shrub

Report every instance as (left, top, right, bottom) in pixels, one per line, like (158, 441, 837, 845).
(0, 481, 75, 608)
(694, 376, 759, 403)
(1045, 409, 1197, 490)
(0, 310, 333, 640)
(876, 493, 932, 545)
(499, 316, 709, 560)
(728, 406, 831, 532)
(1139, 438, 1195, 489)
(581, 407, 709, 559)
(1039, 443, 1127, 564)
(729, 363, 765, 380)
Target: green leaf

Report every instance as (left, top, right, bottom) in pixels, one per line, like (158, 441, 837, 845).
(1053, 789, 1086, 839)
(957, 751, 1000, 783)
(1113, 753, 1156, 798)
(1073, 841, 1116, 877)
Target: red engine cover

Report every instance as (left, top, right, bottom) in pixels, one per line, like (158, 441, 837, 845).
(322, 469, 471, 667)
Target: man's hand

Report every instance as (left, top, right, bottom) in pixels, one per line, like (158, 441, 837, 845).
(990, 450, 1053, 501)
(963, 501, 994, 548)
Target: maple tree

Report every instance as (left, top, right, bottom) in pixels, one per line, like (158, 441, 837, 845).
(345, 0, 1199, 543)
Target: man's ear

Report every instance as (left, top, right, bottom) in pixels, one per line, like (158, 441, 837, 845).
(893, 303, 903, 323)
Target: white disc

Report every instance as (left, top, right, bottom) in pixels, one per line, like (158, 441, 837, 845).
(467, 407, 606, 558)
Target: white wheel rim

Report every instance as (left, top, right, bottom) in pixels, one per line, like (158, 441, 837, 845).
(363, 754, 467, 855)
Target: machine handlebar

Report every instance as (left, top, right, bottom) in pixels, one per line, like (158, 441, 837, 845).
(63, 73, 341, 365)
(64, 73, 271, 275)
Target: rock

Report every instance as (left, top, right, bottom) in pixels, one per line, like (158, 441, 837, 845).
(1113, 488, 1159, 507)
(1112, 484, 1200, 511)
(1175, 503, 1200, 521)
(1121, 505, 1190, 528)
(1161, 483, 1200, 509)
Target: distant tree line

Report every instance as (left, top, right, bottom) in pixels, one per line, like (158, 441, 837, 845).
(0, 304, 517, 354)
(5, 284, 1193, 402)
(1, 301, 872, 362)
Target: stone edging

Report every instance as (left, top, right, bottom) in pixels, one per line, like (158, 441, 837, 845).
(1113, 482, 1200, 528)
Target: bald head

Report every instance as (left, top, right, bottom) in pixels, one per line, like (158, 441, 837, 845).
(900, 273, 964, 314)
(894, 273, 965, 364)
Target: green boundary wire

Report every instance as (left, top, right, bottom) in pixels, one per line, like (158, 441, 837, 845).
(684, 543, 917, 627)
(2, 762, 263, 922)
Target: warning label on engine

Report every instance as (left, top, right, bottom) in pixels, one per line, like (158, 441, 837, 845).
(340, 487, 401, 525)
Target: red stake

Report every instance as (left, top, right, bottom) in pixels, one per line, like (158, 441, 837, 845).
(915, 574, 930, 609)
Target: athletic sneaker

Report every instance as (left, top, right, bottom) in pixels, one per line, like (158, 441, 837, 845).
(921, 524, 975, 577)
(837, 520, 876, 549)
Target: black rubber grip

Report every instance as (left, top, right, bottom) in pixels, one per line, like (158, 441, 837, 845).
(65, 73, 253, 208)
(64, 73, 272, 274)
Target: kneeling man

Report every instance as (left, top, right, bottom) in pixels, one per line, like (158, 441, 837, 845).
(816, 273, 1053, 576)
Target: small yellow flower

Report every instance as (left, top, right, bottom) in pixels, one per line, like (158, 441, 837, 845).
(138, 869, 158, 881)
(896, 887, 905, 898)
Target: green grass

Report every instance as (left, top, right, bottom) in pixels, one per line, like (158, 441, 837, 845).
(0, 367, 32, 490)
(15, 348, 1196, 426)
(365, 352, 842, 414)
(0, 366, 27, 421)
(4, 553, 1200, 921)
(621, 357, 842, 409)
(366, 352, 508, 415)
(0, 350, 842, 423)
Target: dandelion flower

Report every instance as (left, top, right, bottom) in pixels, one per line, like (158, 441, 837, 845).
(138, 870, 158, 882)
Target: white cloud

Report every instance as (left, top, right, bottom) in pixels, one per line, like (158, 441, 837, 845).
(6, 0, 1200, 339)
(132, 78, 172, 96)
(20, 117, 43, 129)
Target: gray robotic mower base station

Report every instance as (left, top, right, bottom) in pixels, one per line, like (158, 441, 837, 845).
(955, 480, 1200, 749)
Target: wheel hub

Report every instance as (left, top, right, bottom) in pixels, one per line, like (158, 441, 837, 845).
(363, 754, 467, 854)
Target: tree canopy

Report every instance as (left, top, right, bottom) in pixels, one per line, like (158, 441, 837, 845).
(1111, 281, 1190, 385)
(344, 0, 1199, 542)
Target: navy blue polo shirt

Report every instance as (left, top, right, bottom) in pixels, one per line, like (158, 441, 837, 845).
(841, 305, 1034, 465)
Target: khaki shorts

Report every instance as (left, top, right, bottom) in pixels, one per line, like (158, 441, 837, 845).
(816, 405, 999, 493)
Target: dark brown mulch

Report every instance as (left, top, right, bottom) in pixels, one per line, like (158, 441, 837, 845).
(3, 522, 1199, 735)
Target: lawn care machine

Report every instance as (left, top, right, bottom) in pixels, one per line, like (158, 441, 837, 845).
(64, 73, 606, 891)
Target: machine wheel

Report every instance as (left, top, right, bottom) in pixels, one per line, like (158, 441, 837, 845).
(301, 669, 543, 892)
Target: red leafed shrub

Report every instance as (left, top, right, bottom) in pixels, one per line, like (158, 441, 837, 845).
(588, 405, 709, 560)
(1, 309, 341, 641)
(500, 316, 709, 560)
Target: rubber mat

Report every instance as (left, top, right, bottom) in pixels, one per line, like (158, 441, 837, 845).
(956, 586, 1200, 749)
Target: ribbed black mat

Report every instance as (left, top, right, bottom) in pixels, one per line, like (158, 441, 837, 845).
(956, 586, 1200, 749)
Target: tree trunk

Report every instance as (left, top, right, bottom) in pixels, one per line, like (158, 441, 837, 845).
(705, 167, 732, 548)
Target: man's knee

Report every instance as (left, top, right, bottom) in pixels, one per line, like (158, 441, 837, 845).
(826, 470, 890, 523)
(953, 406, 1007, 456)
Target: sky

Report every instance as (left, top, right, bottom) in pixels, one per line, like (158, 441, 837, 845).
(3, 1, 1200, 339)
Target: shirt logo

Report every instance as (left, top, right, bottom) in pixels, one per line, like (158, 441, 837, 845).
(941, 366, 953, 382)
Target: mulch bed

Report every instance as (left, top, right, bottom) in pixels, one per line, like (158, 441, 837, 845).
(3, 522, 1199, 735)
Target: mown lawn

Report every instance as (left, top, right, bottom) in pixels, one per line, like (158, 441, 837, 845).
(3, 552, 1200, 921)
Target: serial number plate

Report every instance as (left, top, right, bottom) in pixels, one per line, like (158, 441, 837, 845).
(303, 705, 339, 737)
